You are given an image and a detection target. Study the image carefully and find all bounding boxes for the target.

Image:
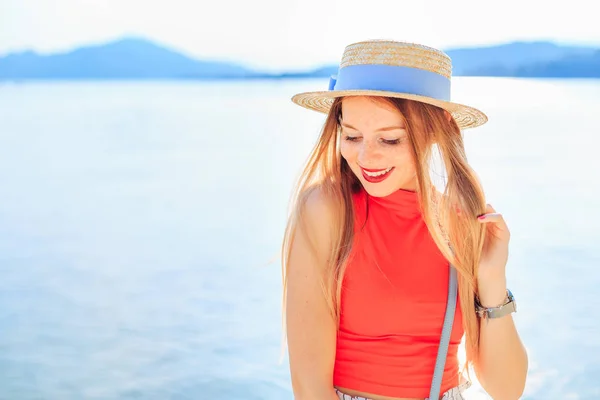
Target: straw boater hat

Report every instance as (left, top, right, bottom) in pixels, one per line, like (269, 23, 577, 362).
(291, 40, 488, 129)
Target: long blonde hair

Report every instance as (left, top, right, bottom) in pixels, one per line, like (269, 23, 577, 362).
(281, 96, 487, 369)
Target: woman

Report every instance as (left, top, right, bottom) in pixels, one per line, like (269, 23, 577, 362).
(281, 40, 528, 400)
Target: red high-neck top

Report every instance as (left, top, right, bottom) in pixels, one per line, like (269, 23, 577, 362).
(333, 187, 464, 399)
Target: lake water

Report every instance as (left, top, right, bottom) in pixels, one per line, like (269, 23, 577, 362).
(0, 78, 598, 399)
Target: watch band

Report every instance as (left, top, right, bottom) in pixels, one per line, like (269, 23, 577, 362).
(475, 289, 517, 319)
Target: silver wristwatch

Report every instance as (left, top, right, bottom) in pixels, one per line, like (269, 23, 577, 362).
(475, 289, 517, 319)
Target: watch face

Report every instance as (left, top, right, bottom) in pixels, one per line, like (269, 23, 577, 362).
(487, 297, 516, 319)
(501, 299, 516, 317)
(475, 290, 516, 319)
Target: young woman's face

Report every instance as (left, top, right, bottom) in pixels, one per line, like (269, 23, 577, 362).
(340, 96, 417, 197)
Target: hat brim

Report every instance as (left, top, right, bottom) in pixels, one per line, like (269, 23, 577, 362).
(291, 89, 488, 130)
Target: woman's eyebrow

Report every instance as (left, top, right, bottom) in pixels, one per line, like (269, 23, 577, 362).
(341, 122, 405, 132)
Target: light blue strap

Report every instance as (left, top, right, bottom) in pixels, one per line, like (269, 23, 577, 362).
(428, 265, 458, 400)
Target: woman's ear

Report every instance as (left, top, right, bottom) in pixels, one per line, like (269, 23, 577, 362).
(444, 110, 453, 123)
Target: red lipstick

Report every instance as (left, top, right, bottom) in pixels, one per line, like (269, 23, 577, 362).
(360, 166, 394, 183)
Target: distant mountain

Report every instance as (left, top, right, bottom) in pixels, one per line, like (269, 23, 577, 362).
(523, 50, 600, 77)
(1, 38, 598, 80)
(468, 49, 600, 78)
(306, 42, 600, 79)
(446, 41, 596, 75)
(309, 65, 339, 77)
(0, 37, 256, 79)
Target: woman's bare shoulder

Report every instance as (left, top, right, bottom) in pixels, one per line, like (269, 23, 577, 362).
(300, 185, 338, 224)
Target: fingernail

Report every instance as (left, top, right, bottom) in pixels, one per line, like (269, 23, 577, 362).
(478, 215, 486, 220)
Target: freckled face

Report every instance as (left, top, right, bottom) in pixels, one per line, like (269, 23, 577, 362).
(340, 97, 417, 197)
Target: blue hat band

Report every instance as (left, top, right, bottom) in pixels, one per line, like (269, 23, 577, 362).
(328, 64, 451, 102)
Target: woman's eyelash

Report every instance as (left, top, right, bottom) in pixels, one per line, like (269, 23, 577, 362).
(382, 138, 402, 145)
(343, 136, 403, 145)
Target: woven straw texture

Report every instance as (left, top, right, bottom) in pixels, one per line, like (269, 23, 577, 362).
(340, 40, 452, 78)
(291, 40, 488, 130)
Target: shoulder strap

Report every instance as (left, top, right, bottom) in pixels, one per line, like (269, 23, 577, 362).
(427, 265, 458, 400)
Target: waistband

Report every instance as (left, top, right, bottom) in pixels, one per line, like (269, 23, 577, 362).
(335, 381, 472, 400)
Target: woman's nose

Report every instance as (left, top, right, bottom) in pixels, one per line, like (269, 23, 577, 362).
(357, 140, 382, 165)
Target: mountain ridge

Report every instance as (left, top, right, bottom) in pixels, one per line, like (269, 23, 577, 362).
(1, 37, 598, 79)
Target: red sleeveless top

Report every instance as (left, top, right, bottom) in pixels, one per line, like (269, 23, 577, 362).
(333, 187, 464, 398)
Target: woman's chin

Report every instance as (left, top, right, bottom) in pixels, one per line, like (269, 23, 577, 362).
(359, 178, 417, 197)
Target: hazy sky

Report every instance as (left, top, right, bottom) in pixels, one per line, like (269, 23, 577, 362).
(2, 0, 599, 70)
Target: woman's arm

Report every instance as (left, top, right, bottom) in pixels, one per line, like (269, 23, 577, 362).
(286, 189, 339, 400)
(474, 205, 528, 399)
(474, 279, 528, 400)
